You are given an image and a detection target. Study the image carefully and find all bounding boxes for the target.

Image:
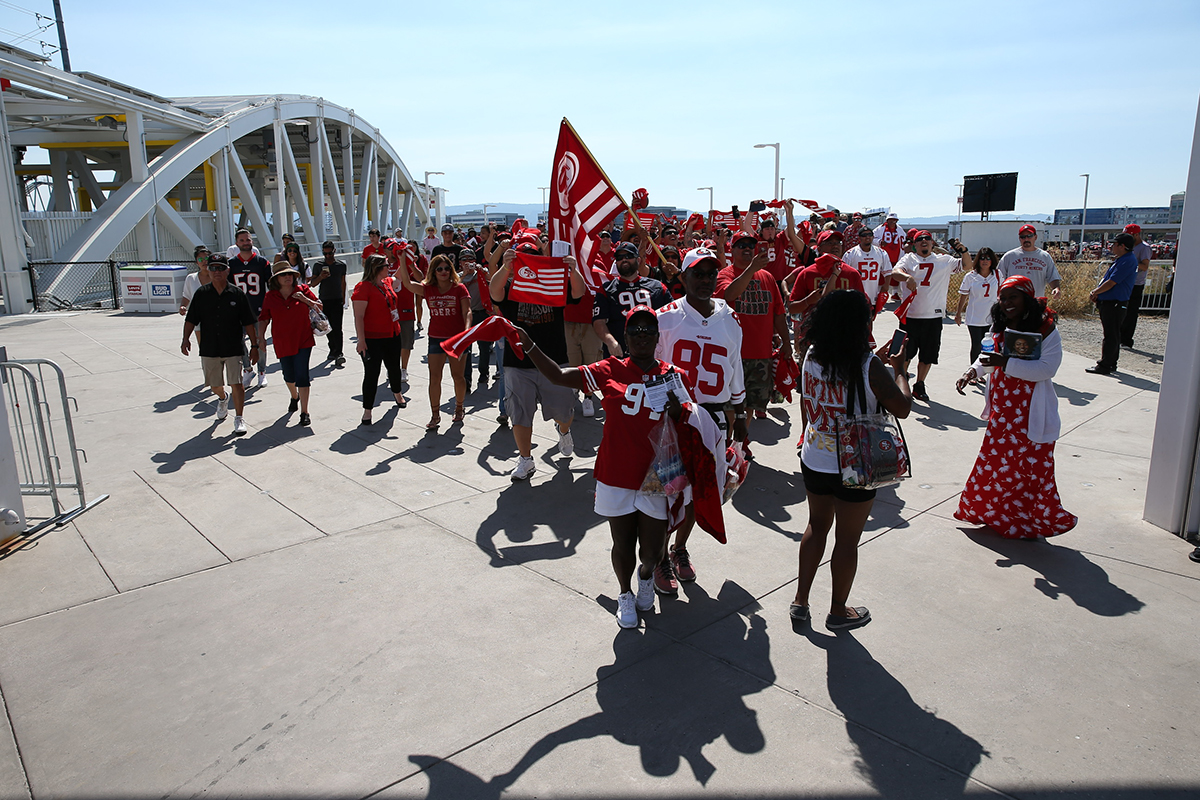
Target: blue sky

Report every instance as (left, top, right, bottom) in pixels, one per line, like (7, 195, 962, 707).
(7, 0, 1199, 218)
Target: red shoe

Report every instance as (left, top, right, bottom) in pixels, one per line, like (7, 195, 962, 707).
(670, 546, 696, 582)
(653, 558, 678, 595)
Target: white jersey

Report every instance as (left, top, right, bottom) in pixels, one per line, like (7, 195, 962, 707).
(997, 247, 1060, 297)
(840, 245, 894, 305)
(654, 298, 745, 405)
(895, 252, 964, 319)
(957, 270, 999, 327)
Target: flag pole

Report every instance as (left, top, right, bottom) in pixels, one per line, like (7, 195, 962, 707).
(562, 118, 670, 265)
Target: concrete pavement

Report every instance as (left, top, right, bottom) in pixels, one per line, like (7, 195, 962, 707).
(0, 308, 1195, 799)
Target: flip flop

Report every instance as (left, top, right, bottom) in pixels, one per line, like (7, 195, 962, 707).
(826, 607, 871, 631)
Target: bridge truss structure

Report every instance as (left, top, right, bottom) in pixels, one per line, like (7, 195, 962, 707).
(0, 42, 439, 313)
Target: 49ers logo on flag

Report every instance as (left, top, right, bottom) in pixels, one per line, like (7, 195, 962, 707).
(549, 119, 625, 291)
(510, 253, 569, 306)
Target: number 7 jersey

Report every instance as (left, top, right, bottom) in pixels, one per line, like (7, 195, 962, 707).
(653, 298, 745, 406)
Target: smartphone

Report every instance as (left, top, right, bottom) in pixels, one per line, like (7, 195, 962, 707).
(755, 241, 771, 256)
(748, 200, 766, 212)
(888, 328, 906, 356)
(731, 205, 740, 219)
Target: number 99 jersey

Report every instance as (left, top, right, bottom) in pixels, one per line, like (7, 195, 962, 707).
(653, 298, 745, 406)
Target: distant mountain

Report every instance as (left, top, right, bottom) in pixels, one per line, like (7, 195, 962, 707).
(445, 203, 545, 216)
(902, 213, 1052, 225)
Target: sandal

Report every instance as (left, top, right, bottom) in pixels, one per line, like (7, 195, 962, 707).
(426, 414, 441, 429)
(452, 403, 465, 423)
(788, 604, 810, 622)
(826, 607, 871, 632)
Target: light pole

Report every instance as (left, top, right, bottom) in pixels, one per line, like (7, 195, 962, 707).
(537, 186, 549, 223)
(697, 186, 713, 212)
(1079, 173, 1090, 259)
(779, 177, 785, 198)
(754, 142, 780, 200)
(954, 183, 963, 223)
(423, 171, 443, 206)
(482, 203, 495, 225)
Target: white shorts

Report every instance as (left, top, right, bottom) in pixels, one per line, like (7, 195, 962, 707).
(593, 481, 691, 521)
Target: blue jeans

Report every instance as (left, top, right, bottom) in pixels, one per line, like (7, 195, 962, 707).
(278, 347, 312, 388)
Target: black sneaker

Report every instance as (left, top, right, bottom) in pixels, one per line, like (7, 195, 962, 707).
(288, 396, 300, 414)
(299, 412, 311, 427)
(334, 354, 346, 366)
(912, 381, 929, 402)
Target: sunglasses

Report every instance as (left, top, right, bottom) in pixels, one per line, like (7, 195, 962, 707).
(625, 325, 657, 336)
(435, 266, 452, 273)
(616, 253, 637, 260)
(1019, 234, 1035, 239)
(733, 241, 756, 248)
(208, 264, 229, 271)
(914, 237, 933, 243)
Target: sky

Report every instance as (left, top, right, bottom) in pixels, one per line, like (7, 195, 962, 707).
(5, 0, 1199, 219)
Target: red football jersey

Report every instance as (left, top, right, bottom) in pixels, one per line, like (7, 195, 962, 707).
(579, 358, 693, 490)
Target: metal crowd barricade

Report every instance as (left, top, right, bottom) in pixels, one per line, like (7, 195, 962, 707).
(0, 358, 107, 534)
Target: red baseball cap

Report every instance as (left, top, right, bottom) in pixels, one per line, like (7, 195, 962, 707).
(1019, 224, 1037, 236)
(816, 230, 843, 244)
(624, 304, 657, 323)
(1123, 223, 1141, 234)
(731, 230, 758, 245)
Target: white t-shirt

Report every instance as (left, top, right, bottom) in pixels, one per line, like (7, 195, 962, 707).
(422, 236, 440, 255)
(895, 252, 964, 319)
(957, 271, 999, 327)
(841, 245, 894, 306)
(654, 298, 745, 405)
(997, 247, 1059, 297)
(226, 245, 261, 260)
(182, 272, 205, 302)
(801, 353, 877, 474)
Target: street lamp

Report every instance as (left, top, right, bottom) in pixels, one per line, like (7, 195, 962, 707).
(697, 186, 713, 212)
(954, 183, 963, 223)
(482, 203, 495, 224)
(1079, 173, 1090, 259)
(753, 143, 780, 201)
(423, 171, 443, 206)
(779, 177, 785, 198)
(537, 186, 550, 223)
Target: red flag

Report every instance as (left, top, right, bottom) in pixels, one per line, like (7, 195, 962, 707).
(549, 119, 625, 291)
(441, 315, 525, 360)
(894, 291, 917, 323)
(509, 253, 568, 306)
(772, 347, 800, 402)
(622, 212, 657, 231)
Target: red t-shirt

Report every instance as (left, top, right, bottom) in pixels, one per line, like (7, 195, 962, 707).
(589, 249, 615, 274)
(715, 266, 785, 359)
(762, 231, 793, 282)
(565, 266, 609, 324)
(578, 358, 694, 490)
(351, 278, 402, 339)
(789, 259, 867, 303)
(423, 283, 470, 339)
(258, 285, 318, 358)
(362, 242, 400, 269)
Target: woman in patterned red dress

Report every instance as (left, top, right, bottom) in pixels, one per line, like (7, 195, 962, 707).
(954, 276, 1077, 539)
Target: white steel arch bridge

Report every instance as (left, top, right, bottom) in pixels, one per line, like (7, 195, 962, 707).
(0, 42, 440, 313)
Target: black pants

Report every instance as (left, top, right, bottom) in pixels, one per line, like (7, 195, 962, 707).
(1119, 284, 1144, 347)
(968, 325, 989, 364)
(1097, 300, 1126, 372)
(324, 298, 344, 358)
(468, 308, 493, 381)
(361, 335, 404, 408)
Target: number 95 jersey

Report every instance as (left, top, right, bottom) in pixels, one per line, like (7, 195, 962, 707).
(653, 298, 745, 406)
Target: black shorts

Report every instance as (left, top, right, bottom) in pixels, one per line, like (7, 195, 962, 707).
(801, 462, 877, 503)
(904, 316, 943, 365)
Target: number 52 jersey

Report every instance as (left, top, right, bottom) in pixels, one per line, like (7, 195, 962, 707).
(654, 298, 745, 406)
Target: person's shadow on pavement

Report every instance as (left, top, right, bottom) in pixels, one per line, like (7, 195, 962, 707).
(474, 465, 598, 568)
(964, 529, 1145, 617)
(807, 630, 989, 797)
(410, 583, 773, 798)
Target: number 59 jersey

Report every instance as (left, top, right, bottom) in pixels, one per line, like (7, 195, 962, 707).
(654, 298, 745, 406)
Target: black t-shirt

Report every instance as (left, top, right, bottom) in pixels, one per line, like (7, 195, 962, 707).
(431, 244, 463, 269)
(229, 254, 273, 314)
(593, 276, 671, 345)
(648, 267, 685, 300)
(496, 285, 580, 369)
(312, 258, 347, 302)
(185, 283, 256, 358)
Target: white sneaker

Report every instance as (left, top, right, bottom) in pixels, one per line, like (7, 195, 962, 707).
(401, 368, 408, 382)
(232, 416, 248, 436)
(511, 455, 536, 481)
(241, 369, 255, 388)
(616, 592, 638, 628)
(581, 396, 595, 417)
(216, 396, 229, 421)
(635, 569, 655, 611)
(558, 429, 574, 457)
(256, 372, 268, 388)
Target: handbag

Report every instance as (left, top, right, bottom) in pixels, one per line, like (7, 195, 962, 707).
(309, 305, 331, 336)
(834, 361, 911, 489)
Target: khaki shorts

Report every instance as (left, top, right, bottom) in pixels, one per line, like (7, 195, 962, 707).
(201, 355, 242, 388)
(504, 367, 575, 428)
(565, 321, 603, 367)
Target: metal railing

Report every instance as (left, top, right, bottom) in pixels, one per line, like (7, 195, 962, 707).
(0, 358, 107, 533)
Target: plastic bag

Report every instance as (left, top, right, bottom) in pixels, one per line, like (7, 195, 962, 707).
(835, 412, 910, 490)
(310, 306, 331, 336)
(640, 417, 688, 497)
(723, 441, 750, 503)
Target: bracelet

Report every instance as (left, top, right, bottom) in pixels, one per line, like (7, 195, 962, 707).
(734, 413, 747, 420)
